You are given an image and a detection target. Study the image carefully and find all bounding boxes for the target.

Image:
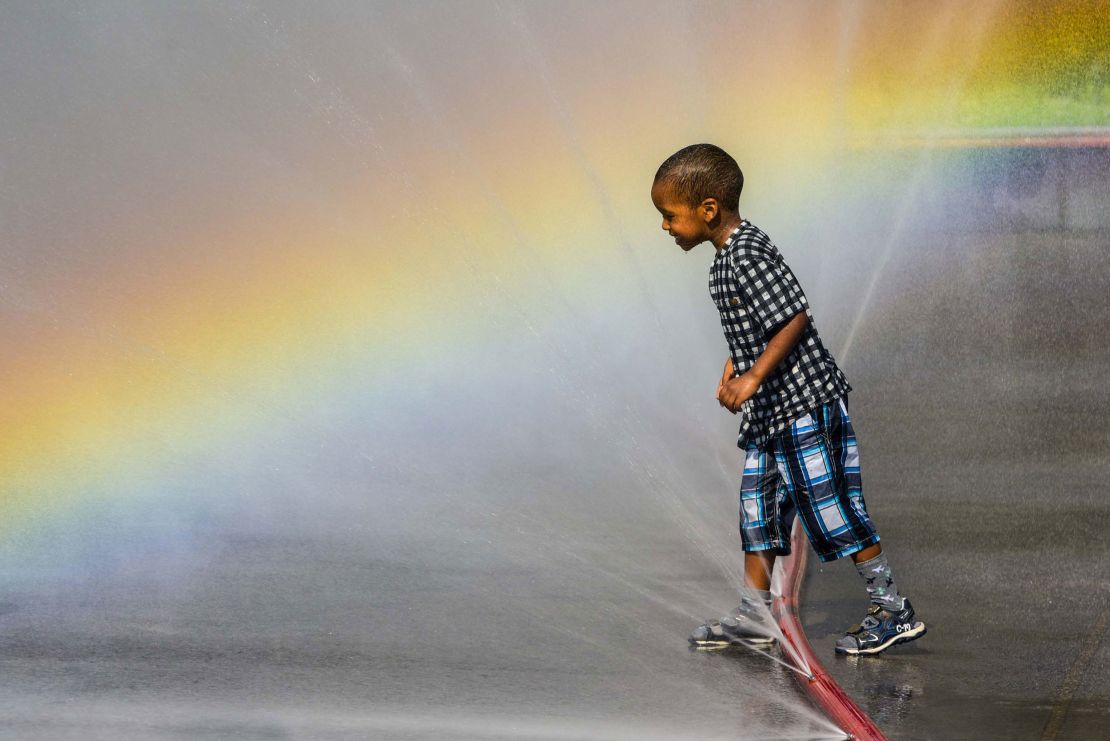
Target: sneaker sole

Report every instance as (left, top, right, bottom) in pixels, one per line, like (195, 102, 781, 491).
(690, 637, 777, 650)
(835, 621, 927, 656)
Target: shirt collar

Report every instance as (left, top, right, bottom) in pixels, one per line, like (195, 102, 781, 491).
(718, 221, 747, 255)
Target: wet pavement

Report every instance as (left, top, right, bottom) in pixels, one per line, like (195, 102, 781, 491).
(799, 227, 1110, 740)
(0, 525, 838, 739)
(0, 454, 843, 736)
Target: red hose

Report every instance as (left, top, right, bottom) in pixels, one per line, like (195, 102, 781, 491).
(773, 522, 888, 741)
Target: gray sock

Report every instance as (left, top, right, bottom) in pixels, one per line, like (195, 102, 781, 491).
(739, 587, 773, 608)
(855, 553, 904, 611)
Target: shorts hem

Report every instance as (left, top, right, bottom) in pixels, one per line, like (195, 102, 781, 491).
(743, 541, 792, 556)
(814, 534, 880, 563)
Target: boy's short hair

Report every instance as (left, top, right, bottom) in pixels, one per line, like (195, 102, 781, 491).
(654, 144, 744, 213)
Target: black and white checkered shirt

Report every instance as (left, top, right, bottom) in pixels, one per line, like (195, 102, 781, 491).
(709, 221, 851, 449)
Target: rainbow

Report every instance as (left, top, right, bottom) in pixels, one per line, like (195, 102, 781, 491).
(3, 1, 1106, 544)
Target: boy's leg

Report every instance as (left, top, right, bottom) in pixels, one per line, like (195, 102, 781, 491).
(823, 399, 907, 612)
(772, 397, 924, 654)
(744, 551, 776, 592)
(688, 443, 789, 648)
(738, 441, 796, 591)
(771, 399, 880, 564)
(851, 543, 882, 563)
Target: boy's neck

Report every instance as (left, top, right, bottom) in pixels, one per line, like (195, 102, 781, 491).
(711, 214, 745, 251)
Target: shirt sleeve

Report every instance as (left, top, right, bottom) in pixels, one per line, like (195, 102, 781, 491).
(730, 256, 809, 337)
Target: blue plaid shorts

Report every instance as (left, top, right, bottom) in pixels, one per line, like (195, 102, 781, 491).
(738, 396, 880, 562)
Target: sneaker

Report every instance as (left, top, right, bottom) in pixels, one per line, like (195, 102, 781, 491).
(689, 596, 777, 649)
(835, 599, 926, 655)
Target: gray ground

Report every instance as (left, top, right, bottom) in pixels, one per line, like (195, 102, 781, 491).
(0, 534, 841, 740)
(800, 227, 1110, 740)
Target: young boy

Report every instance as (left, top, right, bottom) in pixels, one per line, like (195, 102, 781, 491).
(650, 143, 926, 655)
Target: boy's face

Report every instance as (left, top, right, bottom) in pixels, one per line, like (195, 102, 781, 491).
(650, 180, 713, 251)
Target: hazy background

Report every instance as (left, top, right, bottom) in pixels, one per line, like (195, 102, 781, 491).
(1, 2, 1107, 738)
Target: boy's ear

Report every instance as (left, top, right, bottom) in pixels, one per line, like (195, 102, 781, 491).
(699, 197, 719, 222)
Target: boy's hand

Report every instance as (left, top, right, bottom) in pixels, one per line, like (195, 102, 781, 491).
(716, 356, 735, 399)
(718, 372, 761, 413)
(715, 313, 808, 414)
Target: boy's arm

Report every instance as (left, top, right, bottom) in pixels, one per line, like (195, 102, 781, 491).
(717, 253, 812, 413)
(717, 311, 808, 413)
